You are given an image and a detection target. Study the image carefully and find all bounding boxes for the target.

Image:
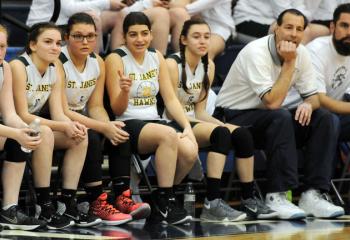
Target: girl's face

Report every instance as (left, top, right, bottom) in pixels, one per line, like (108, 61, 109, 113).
(181, 24, 210, 57)
(0, 32, 7, 64)
(67, 23, 97, 57)
(30, 28, 62, 63)
(125, 24, 152, 55)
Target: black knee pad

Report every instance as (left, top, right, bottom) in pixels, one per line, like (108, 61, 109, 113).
(209, 126, 231, 155)
(231, 127, 254, 158)
(4, 138, 28, 162)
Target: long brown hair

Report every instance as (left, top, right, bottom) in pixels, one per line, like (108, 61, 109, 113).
(179, 19, 210, 102)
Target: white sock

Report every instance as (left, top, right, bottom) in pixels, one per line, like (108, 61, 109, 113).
(2, 203, 17, 210)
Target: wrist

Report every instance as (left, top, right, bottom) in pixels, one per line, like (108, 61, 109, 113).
(102, 122, 109, 135)
(11, 128, 21, 141)
(283, 58, 296, 66)
(60, 121, 69, 133)
(184, 122, 191, 130)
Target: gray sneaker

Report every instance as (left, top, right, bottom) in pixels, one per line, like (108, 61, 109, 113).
(200, 198, 247, 222)
(241, 197, 279, 219)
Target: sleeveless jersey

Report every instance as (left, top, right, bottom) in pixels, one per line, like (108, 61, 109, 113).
(170, 53, 204, 117)
(112, 46, 160, 121)
(60, 46, 100, 111)
(17, 52, 56, 114)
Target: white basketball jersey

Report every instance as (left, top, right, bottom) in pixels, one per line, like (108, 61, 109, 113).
(171, 53, 204, 118)
(60, 46, 100, 111)
(113, 46, 160, 121)
(18, 52, 56, 114)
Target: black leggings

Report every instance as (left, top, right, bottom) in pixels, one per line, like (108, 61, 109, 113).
(107, 139, 132, 179)
(80, 129, 104, 184)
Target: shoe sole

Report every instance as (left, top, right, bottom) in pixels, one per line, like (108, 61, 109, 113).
(0, 223, 43, 231)
(257, 212, 280, 220)
(75, 218, 102, 227)
(200, 213, 247, 222)
(47, 220, 75, 230)
(307, 210, 345, 219)
(102, 217, 132, 226)
(131, 205, 151, 220)
(163, 215, 192, 225)
(278, 213, 306, 220)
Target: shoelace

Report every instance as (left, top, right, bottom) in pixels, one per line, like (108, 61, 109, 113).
(120, 195, 136, 207)
(275, 193, 296, 206)
(8, 206, 18, 216)
(321, 192, 334, 203)
(51, 212, 65, 222)
(100, 200, 120, 214)
(218, 199, 235, 211)
(254, 197, 270, 211)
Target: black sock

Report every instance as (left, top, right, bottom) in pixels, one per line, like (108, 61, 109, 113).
(157, 187, 173, 199)
(112, 177, 130, 197)
(85, 185, 103, 203)
(35, 187, 51, 205)
(240, 181, 254, 199)
(61, 189, 77, 206)
(206, 178, 221, 201)
(173, 184, 182, 194)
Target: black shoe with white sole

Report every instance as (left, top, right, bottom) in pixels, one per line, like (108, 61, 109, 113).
(0, 205, 46, 230)
(148, 190, 192, 225)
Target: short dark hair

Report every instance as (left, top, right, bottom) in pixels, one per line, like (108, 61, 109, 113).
(67, 12, 96, 35)
(333, 3, 350, 24)
(277, 8, 308, 30)
(123, 12, 151, 34)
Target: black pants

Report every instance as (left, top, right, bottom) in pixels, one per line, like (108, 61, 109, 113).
(338, 114, 350, 141)
(214, 107, 338, 192)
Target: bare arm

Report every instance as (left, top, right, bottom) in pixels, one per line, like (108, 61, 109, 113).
(105, 53, 131, 116)
(0, 61, 42, 149)
(59, 56, 108, 130)
(59, 56, 129, 144)
(160, 52, 191, 129)
(319, 93, 350, 114)
(0, 61, 27, 128)
(193, 59, 224, 125)
(11, 60, 74, 134)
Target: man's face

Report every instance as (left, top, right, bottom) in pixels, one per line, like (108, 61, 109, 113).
(275, 12, 305, 47)
(332, 13, 350, 56)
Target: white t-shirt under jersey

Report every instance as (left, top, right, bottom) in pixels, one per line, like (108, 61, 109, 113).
(215, 35, 317, 110)
(60, 46, 100, 111)
(171, 53, 204, 118)
(19, 52, 56, 114)
(307, 36, 350, 100)
(114, 46, 160, 121)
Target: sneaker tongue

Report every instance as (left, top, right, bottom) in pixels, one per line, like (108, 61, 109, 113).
(99, 192, 108, 201)
(123, 189, 132, 197)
